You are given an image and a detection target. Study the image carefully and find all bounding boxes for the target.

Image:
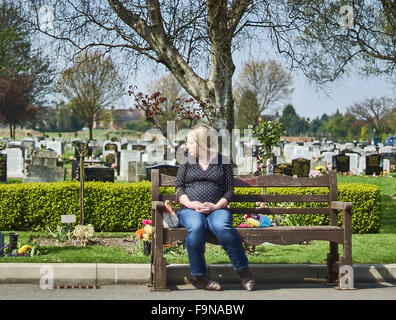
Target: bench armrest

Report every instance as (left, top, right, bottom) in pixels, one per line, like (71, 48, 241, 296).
(152, 201, 164, 215)
(330, 201, 353, 211)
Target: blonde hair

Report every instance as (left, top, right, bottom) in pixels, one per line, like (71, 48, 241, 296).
(188, 125, 218, 154)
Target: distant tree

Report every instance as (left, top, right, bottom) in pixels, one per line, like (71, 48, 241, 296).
(385, 107, 396, 134)
(0, 2, 53, 105)
(57, 52, 123, 141)
(235, 89, 261, 130)
(0, 72, 37, 139)
(347, 97, 393, 137)
(236, 60, 294, 114)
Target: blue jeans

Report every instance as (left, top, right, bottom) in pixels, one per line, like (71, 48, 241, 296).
(177, 207, 249, 277)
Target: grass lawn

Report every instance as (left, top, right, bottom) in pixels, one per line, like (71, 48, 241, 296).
(0, 175, 395, 265)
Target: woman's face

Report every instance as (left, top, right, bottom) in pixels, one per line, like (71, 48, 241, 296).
(186, 132, 199, 158)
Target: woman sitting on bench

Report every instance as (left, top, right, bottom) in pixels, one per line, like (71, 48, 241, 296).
(168, 125, 255, 291)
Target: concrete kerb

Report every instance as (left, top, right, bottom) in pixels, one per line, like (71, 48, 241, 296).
(0, 263, 395, 286)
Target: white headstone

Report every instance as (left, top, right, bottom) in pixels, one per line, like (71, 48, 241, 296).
(346, 153, 359, 175)
(383, 159, 390, 173)
(3, 148, 23, 178)
(119, 150, 141, 181)
(46, 140, 63, 156)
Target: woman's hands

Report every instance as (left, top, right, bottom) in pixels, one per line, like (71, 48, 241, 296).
(189, 200, 227, 214)
(180, 195, 228, 214)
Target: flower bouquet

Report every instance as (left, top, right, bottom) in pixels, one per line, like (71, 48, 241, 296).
(135, 219, 152, 255)
(237, 202, 275, 253)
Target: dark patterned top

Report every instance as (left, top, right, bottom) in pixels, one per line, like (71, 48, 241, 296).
(175, 153, 234, 210)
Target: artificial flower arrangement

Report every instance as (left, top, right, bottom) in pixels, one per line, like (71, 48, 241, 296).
(135, 219, 153, 242)
(237, 202, 274, 228)
(309, 166, 326, 177)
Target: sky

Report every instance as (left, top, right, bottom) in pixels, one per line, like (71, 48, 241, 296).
(33, 5, 395, 120)
(122, 56, 395, 121)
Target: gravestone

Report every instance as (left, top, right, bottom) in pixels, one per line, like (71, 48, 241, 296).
(132, 144, 147, 152)
(365, 154, 382, 175)
(128, 161, 146, 182)
(83, 165, 114, 182)
(346, 153, 360, 175)
(45, 140, 64, 156)
(72, 160, 110, 180)
(0, 154, 6, 182)
(283, 143, 297, 163)
(333, 154, 350, 173)
(102, 140, 120, 162)
(383, 159, 390, 174)
(106, 153, 116, 164)
(24, 150, 65, 182)
(146, 164, 179, 181)
(21, 139, 36, 158)
(119, 150, 141, 181)
(274, 163, 293, 176)
(292, 158, 310, 177)
(3, 148, 23, 178)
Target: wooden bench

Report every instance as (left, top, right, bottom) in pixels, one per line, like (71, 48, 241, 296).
(150, 169, 353, 291)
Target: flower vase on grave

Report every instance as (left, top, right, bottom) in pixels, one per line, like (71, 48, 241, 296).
(143, 241, 151, 256)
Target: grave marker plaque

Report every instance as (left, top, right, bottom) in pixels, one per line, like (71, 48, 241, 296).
(292, 158, 310, 177)
(365, 154, 382, 175)
(105, 143, 118, 152)
(106, 153, 116, 164)
(333, 154, 350, 173)
(274, 163, 293, 176)
(84, 165, 114, 182)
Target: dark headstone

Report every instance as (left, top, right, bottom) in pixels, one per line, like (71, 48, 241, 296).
(83, 166, 114, 182)
(72, 161, 112, 181)
(333, 154, 350, 173)
(105, 143, 118, 152)
(274, 163, 293, 176)
(0, 154, 6, 182)
(365, 154, 382, 175)
(106, 153, 116, 164)
(132, 145, 146, 151)
(292, 158, 310, 177)
(146, 164, 179, 181)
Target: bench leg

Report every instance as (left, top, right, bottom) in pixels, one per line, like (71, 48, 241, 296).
(327, 241, 339, 283)
(151, 256, 170, 292)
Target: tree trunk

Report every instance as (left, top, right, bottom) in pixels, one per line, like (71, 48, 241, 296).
(88, 124, 93, 142)
(9, 123, 12, 139)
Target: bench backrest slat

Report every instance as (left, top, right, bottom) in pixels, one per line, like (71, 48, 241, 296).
(159, 173, 332, 188)
(159, 194, 330, 203)
(152, 170, 338, 217)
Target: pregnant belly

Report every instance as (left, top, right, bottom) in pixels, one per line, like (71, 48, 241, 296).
(185, 183, 222, 203)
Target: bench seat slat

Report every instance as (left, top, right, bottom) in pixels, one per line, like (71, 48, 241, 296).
(163, 226, 344, 245)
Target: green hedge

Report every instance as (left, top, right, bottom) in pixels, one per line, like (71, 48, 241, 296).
(0, 181, 152, 232)
(0, 182, 381, 233)
(265, 183, 381, 233)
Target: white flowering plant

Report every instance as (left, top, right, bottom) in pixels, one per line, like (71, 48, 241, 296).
(72, 224, 95, 246)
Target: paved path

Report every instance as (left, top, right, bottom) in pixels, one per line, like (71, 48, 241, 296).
(1, 282, 395, 300)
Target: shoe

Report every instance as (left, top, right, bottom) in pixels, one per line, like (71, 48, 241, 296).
(195, 275, 222, 291)
(238, 267, 255, 291)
